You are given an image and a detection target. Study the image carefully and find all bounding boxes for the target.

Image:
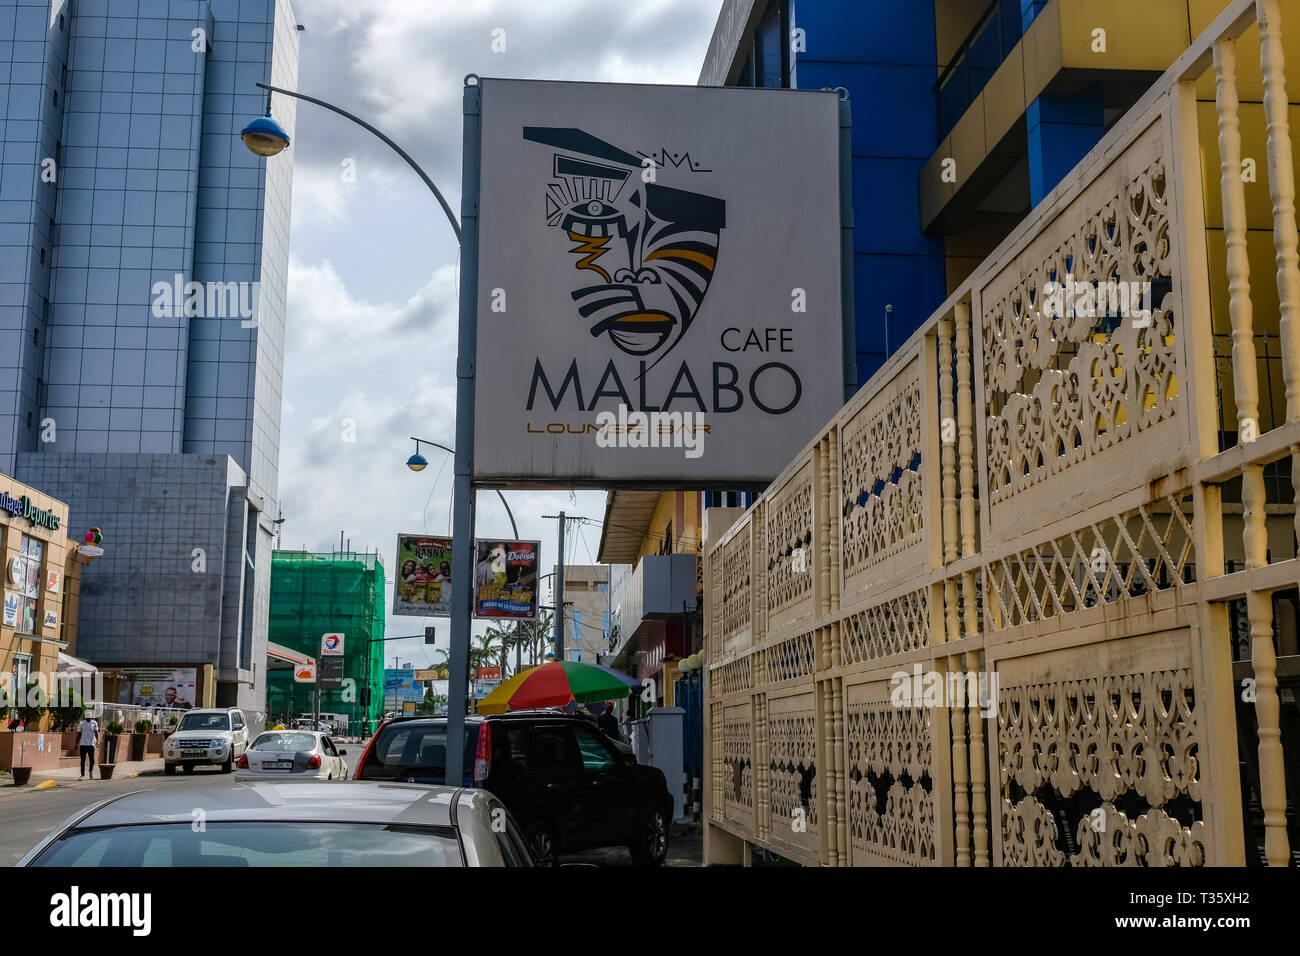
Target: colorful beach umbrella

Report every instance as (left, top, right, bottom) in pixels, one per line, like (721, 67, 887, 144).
(477, 660, 639, 715)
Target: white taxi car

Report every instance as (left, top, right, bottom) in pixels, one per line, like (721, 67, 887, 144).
(235, 730, 348, 781)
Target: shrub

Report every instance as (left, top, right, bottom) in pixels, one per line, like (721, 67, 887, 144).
(51, 687, 85, 732)
(17, 680, 47, 729)
(133, 718, 151, 734)
(105, 720, 126, 736)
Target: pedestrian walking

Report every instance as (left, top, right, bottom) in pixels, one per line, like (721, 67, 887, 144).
(78, 714, 99, 780)
(597, 701, 620, 740)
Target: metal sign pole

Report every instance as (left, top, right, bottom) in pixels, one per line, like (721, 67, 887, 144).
(446, 76, 482, 783)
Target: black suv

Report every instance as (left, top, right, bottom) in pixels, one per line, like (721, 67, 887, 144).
(354, 713, 673, 866)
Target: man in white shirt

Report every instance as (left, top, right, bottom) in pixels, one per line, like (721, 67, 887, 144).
(78, 715, 99, 780)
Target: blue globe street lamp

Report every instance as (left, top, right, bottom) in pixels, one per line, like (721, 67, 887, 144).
(240, 113, 291, 157)
(405, 452, 429, 472)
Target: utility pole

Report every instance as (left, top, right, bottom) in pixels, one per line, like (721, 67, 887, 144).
(553, 511, 565, 661)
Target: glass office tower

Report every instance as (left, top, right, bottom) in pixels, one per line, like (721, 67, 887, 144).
(0, 0, 298, 720)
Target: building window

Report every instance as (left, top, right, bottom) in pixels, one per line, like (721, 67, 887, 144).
(755, 2, 788, 89)
(571, 610, 582, 641)
(596, 581, 608, 592)
(602, 611, 610, 640)
(11, 535, 43, 636)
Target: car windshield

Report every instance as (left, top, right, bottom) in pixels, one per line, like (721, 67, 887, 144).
(30, 823, 463, 867)
(177, 713, 230, 732)
(360, 722, 475, 779)
(251, 732, 316, 752)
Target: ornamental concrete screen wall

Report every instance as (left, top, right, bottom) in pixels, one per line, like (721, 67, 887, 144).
(472, 78, 845, 486)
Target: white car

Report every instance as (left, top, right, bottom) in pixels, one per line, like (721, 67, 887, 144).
(164, 708, 250, 775)
(235, 730, 348, 781)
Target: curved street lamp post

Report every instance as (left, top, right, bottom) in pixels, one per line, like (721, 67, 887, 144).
(243, 80, 486, 776)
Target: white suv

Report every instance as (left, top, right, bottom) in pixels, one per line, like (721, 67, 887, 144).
(164, 708, 250, 775)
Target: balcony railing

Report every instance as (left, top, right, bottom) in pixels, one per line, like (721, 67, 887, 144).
(935, 0, 1023, 141)
(704, 0, 1300, 867)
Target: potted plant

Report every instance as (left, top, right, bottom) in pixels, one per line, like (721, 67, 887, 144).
(11, 739, 32, 787)
(100, 720, 125, 779)
(130, 719, 150, 761)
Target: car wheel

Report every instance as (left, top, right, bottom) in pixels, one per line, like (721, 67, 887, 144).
(183, 763, 194, 774)
(165, 763, 176, 776)
(526, 822, 558, 868)
(221, 751, 233, 774)
(628, 804, 669, 867)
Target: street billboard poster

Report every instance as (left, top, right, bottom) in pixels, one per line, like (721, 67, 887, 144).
(473, 539, 540, 620)
(393, 534, 454, 617)
(384, 668, 424, 703)
(117, 667, 198, 709)
(472, 78, 845, 485)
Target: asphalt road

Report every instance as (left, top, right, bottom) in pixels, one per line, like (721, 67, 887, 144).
(0, 742, 702, 867)
(0, 747, 367, 866)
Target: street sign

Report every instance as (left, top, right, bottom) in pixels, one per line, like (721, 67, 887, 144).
(318, 633, 344, 689)
(293, 661, 316, 683)
(414, 668, 444, 681)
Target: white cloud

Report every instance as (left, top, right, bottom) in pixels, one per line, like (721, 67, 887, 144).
(278, 0, 724, 647)
(285, 256, 458, 366)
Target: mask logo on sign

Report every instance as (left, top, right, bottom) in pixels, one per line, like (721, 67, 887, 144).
(524, 127, 726, 368)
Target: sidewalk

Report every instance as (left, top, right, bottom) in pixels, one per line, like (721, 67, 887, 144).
(0, 758, 164, 796)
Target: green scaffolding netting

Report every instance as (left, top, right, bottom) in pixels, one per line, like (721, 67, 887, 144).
(266, 551, 385, 733)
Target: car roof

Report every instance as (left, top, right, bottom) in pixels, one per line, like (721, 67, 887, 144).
(184, 708, 238, 715)
(70, 782, 461, 829)
(381, 710, 592, 727)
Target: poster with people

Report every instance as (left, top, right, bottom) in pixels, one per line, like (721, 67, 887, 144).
(117, 668, 197, 710)
(473, 539, 540, 620)
(393, 534, 455, 617)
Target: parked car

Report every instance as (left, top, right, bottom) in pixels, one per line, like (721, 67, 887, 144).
(353, 712, 673, 866)
(163, 708, 250, 775)
(235, 730, 347, 781)
(17, 782, 534, 867)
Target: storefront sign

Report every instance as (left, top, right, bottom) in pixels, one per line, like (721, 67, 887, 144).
(43, 609, 57, 629)
(2, 592, 17, 629)
(0, 491, 61, 531)
(471, 79, 845, 485)
(45, 569, 60, 593)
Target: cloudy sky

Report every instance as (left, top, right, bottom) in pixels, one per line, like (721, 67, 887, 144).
(276, 0, 723, 672)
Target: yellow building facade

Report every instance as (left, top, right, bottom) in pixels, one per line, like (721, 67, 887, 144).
(1, 472, 92, 706)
